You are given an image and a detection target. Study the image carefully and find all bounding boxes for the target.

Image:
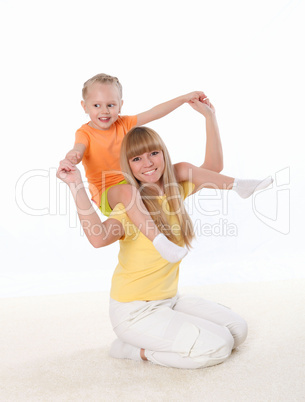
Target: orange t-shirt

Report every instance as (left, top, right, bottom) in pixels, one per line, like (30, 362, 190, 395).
(75, 115, 137, 205)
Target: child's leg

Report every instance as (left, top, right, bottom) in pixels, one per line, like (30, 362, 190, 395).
(232, 177, 273, 198)
(107, 184, 187, 263)
(174, 162, 273, 198)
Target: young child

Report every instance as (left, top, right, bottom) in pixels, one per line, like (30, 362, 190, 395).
(60, 73, 272, 263)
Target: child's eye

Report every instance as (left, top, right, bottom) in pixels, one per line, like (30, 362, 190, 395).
(94, 104, 100, 108)
(132, 157, 140, 162)
(108, 104, 115, 108)
(151, 151, 159, 156)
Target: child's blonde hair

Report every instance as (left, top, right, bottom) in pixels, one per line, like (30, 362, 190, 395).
(82, 73, 123, 100)
(120, 126, 195, 249)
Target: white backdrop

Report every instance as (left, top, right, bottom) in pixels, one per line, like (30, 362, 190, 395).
(1, 0, 304, 297)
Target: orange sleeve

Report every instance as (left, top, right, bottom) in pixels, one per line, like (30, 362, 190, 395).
(128, 115, 138, 129)
(75, 126, 90, 149)
(120, 115, 138, 134)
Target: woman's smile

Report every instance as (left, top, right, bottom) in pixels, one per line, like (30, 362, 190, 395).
(142, 168, 158, 175)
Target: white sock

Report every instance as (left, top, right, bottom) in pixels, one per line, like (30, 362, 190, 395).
(109, 339, 142, 361)
(233, 176, 273, 199)
(153, 233, 188, 263)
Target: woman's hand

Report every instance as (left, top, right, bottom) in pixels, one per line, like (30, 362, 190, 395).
(188, 98, 216, 117)
(56, 159, 82, 185)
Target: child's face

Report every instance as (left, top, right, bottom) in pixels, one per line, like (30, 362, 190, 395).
(129, 150, 165, 187)
(81, 83, 123, 130)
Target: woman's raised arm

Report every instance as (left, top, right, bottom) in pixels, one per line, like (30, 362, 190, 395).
(188, 98, 223, 173)
(57, 160, 124, 248)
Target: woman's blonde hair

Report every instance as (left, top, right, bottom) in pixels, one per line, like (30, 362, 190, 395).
(120, 126, 195, 249)
(82, 73, 123, 100)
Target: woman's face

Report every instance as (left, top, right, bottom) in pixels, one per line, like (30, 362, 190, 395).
(129, 150, 165, 187)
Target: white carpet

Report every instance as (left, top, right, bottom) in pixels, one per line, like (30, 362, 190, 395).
(1, 280, 304, 402)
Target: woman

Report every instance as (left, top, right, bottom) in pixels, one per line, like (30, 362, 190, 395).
(57, 101, 271, 368)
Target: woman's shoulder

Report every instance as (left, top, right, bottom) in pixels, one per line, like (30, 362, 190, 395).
(109, 203, 127, 219)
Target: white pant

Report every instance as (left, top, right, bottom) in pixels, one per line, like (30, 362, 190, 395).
(109, 294, 248, 369)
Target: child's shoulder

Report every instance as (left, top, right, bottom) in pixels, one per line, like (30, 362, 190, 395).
(75, 123, 92, 144)
(117, 115, 137, 130)
(116, 115, 137, 125)
(76, 122, 91, 134)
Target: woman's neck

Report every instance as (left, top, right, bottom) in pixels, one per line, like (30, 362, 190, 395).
(139, 181, 164, 196)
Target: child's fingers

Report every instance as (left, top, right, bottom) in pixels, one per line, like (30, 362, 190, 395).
(70, 152, 80, 163)
(70, 151, 80, 158)
(190, 97, 201, 103)
(199, 92, 208, 100)
(199, 96, 209, 103)
(60, 159, 75, 170)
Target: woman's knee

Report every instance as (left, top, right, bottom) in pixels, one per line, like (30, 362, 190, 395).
(231, 317, 248, 349)
(173, 322, 234, 368)
(192, 332, 234, 368)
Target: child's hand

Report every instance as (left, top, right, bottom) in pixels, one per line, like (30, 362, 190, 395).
(188, 98, 215, 117)
(66, 150, 81, 164)
(182, 91, 207, 104)
(56, 159, 81, 185)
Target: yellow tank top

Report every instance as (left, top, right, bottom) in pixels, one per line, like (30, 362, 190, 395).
(109, 181, 194, 302)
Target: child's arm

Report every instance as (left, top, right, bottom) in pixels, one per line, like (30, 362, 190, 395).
(57, 160, 124, 248)
(136, 91, 206, 126)
(65, 143, 87, 165)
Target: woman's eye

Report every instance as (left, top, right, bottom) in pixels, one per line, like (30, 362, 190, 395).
(151, 151, 159, 156)
(132, 157, 140, 162)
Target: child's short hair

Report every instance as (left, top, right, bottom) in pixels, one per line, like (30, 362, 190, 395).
(82, 73, 123, 100)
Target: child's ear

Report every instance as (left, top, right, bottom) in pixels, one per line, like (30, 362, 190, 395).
(119, 99, 124, 113)
(81, 100, 87, 113)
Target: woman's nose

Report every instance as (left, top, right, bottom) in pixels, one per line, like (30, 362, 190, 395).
(143, 156, 153, 166)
